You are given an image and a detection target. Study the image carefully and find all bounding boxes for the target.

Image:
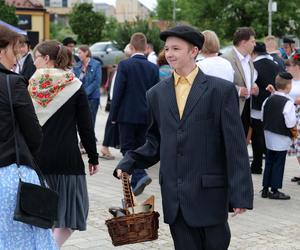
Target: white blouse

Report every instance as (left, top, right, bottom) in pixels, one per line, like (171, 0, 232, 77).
(197, 56, 234, 82)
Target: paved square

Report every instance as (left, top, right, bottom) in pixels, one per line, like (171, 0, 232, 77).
(62, 109, 300, 250)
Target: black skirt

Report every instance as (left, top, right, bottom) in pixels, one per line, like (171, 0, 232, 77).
(102, 112, 120, 148)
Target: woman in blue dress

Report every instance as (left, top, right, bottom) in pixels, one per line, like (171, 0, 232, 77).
(0, 25, 58, 249)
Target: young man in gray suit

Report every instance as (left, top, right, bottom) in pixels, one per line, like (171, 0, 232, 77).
(114, 26, 253, 250)
(222, 27, 259, 136)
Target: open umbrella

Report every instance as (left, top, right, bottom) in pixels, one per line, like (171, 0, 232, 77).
(0, 20, 27, 35)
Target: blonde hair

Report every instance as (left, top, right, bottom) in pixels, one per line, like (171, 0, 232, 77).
(201, 30, 220, 54)
(264, 35, 277, 48)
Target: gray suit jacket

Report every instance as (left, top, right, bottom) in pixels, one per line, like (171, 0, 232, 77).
(222, 48, 255, 114)
(114, 70, 253, 227)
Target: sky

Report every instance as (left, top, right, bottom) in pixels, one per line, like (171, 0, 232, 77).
(93, 0, 157, 10)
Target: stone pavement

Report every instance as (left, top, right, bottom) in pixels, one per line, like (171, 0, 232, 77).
(62, 109, 300, 250)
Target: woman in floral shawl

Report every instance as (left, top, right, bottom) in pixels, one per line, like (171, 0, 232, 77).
(28, 40, 99, 248)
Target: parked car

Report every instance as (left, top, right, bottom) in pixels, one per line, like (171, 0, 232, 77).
(90, 42, 125, 67)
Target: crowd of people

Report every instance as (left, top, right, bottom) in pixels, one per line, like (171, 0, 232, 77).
(0, 21, 300, 250)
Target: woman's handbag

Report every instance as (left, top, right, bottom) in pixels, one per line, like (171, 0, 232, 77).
(6, 75, 59, 229)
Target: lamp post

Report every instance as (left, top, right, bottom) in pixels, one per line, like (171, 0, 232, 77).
(268, 0, 277, 35)
(173, 0, 176, 24)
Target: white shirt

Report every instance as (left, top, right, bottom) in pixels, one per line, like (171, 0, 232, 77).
(261, 92, 296, 151)
(250, 54, 275, 120)
(288, 80, 300, 102)
(196, 56, 234, 82)
(147, 51, 157, 65)
(233, 47, 253, 95)
(14, 53, 30, 74)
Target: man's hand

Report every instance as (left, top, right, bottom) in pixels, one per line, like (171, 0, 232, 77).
(232, 208, 247, 217)
(251, 84, 259, 96)
(117, 169, 123, 178)
(266, 84, 275, 93)
(239, 87, 249, 97)
(89, 164, 99, 176)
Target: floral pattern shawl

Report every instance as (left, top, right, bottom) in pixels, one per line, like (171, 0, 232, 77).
(28, 68, 82, 126)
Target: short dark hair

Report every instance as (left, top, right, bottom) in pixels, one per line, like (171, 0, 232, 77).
(275, 74, 292, 90)
(233, 27, 256, 46)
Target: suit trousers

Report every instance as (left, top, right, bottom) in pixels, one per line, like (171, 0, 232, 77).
(169, 210, 231, 250)
(118, 123, 148, 187)
(241, 98, 251, 137)
(251, 118, 266, 171)
(263, 149, 287, 189)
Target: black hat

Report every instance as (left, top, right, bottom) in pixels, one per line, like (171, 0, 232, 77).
(62, 37, 77, 46)
(279, 72, 293, 80)
(283, 37, 295, 44)
(253, 42, 267, 54)
(160, 25, 204, 50)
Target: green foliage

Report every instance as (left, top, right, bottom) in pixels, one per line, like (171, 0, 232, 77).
(110, 19, 164, 54)
(102, 16, 118, 41)
(69, 3, 106, 44)
(0, 0, 18, 26)
(155, 0, 300, 41)
(50, 23, 76, 42)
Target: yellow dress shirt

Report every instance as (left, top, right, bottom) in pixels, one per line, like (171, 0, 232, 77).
(174, 66, 199, 118)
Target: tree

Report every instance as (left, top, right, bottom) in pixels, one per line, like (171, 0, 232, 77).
(155, 0, 300, 41)
(110, 19, 164, 54)
(102, 16, 118, 41)
(69, 3, 106, 44)
(0, 0, 18, 26)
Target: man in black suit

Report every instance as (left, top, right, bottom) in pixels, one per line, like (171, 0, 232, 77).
(15, 37, 36, 81)
(114, 26, 253, 250)
(111, 33, 159, 196)
(251, 42, 279, 174)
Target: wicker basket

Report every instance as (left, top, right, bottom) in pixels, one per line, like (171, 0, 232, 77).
(105, 173, 160, 246)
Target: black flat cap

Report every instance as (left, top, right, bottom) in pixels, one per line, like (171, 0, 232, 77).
(279, 72, 293, 80)
(62, 37, 77, 46)
(253, 42, 267, 54)
(160, 25, 204, 50)
(283, 37, 295, 44)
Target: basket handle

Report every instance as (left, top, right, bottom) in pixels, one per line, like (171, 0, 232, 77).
(121, 173, 136, 214)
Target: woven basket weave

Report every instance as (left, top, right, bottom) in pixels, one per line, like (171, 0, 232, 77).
(105, 173, 159, 246)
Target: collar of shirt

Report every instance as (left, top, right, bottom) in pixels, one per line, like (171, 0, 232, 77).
(274, 91, 293, 101)
(254, 54, 274, 62)
(131, 53, 145, 57)
(174, 66, 199, 86)
(233, 46, 250, 63)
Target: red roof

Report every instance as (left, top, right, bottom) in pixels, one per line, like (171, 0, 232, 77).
(6, 0, 44, 9)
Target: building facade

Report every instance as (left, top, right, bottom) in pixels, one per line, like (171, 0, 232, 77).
(115, 0, 150, 23)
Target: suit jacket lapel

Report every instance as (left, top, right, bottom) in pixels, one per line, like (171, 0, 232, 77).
(165, 76, 180, 122)
(232, 50, 247, 87)
(180, 71, 208, 123)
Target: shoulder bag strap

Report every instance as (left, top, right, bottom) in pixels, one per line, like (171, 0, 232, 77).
(6, 75, 47, 188)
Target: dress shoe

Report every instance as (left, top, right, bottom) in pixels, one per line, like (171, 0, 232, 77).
(291, 176, 300, 182)
(269, 191, 290, 200)
(132, 175, 152, 196)
(261, 189, 270, 198)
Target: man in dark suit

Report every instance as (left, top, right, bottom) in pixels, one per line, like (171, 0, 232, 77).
(15, 37, 36, 81)
(114, 26, 253, 249)
(111, 32, 159, 196)
(251, 42, 279, 174)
